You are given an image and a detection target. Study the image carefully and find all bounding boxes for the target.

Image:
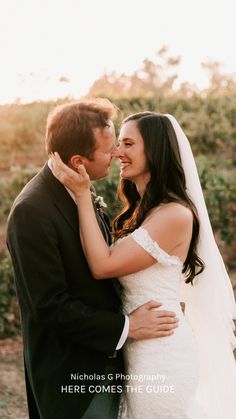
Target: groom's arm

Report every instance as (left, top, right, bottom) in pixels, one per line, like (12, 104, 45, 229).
(117, 299, 179, 348)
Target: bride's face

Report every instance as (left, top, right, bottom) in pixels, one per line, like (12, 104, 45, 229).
(117, 120, 150, 184)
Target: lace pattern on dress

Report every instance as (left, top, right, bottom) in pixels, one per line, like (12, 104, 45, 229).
(131, 227, 182, 267)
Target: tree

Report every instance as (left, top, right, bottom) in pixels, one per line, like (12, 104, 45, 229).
(88, 46, 181, 98)
(202, 60, 236, 96)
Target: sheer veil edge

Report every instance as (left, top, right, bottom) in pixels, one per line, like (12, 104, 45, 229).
(166, 114, 236, 417)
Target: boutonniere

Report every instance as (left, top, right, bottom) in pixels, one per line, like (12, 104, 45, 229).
(90, 187, 107, 212)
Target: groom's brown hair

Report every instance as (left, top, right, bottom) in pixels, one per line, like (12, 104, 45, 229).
(45, 98, 117, 163)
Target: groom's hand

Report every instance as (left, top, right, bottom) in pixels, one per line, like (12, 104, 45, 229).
(128, 300, 179, 340)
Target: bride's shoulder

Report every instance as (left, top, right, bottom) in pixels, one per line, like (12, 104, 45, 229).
(163, 202, 192, 218)
(145, 202, 193, 229)
(141, 202, 193, 254)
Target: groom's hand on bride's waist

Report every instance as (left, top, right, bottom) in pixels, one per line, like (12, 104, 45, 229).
(128, 300, 179, 340)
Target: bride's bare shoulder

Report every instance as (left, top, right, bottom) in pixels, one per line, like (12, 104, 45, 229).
(145, 202, 193, 229)
(142, 202, 193, 255)
(163, 202, 192, 218)
(147, 202, 193, 219)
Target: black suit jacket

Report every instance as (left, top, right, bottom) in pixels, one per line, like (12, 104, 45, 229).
(6, 164, 125, 419)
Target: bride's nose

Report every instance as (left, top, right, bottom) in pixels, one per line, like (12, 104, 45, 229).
(111, 146, 122, 158)
(112, 144, 125, 158)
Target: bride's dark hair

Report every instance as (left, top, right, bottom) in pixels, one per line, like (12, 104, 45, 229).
(113, 112, 204, 284)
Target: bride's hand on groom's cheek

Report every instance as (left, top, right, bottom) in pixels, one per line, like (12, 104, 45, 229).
(128, 300, 179, 340)
(50, 152, 90, 194)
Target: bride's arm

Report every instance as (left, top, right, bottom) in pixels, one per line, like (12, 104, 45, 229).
(75, 190, 157, 278)
(51, 153, 157, 278)
(51, 153, 192, 279)
(77, 193, 192, 279)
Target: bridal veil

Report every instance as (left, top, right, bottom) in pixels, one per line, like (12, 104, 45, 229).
(166, 114, 236, 418)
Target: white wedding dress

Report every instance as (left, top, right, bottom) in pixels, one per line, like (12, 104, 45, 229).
(118, 226, 205, 419)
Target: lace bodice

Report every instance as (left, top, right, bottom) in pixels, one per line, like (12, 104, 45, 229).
(118, 226, 183, 314)
(118, 227, 202, 419)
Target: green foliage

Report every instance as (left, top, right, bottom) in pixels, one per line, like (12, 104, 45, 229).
(0, 94, 236, 337)
(0, 100, 61, 150)
(0, 253, 19, 338)
(93, 161, 121, 220)
(113, 95, 236, 161)
(197, 156, 236, 253)
(0, 165, 40, 225)
(0, 166, 40, 337)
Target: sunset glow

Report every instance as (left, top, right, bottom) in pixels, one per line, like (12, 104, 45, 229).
(0, 0, 235, 104)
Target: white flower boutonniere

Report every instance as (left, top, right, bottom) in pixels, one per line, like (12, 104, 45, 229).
(91, 187, 107, 211)
(93, 193, 107, 208)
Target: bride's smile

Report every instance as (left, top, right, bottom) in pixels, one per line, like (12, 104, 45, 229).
(117, 120, 151, 195)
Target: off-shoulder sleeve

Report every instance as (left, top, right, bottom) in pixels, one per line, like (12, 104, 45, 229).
(131, 227, 182, 266)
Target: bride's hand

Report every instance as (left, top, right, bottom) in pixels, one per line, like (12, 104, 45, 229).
(50, 152, 91, 197)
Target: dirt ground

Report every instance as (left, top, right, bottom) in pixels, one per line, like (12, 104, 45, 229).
(0, 337, 28, 419)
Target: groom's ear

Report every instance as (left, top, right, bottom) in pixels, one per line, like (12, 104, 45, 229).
(69, 155, 87, 172)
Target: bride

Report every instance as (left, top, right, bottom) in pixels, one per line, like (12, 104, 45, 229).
(51, 112, 236, 418)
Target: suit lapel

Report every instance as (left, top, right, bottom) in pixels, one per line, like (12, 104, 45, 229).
(95, 208, 111, 244)
(41, 163, 80, 235)
(41, 163, 122, 298)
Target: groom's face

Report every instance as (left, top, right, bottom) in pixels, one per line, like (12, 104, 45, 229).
(83, 120, 117, 180)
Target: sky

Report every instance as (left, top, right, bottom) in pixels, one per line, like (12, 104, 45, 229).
(0, 0, 235, 104)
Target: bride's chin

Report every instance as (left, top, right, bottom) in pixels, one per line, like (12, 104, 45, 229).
(120, 168, 131, 177)
(121, 178, 134, 184)
(120, 172, 131, 180)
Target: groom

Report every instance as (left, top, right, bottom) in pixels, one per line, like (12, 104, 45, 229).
(7, 99, 178, 419)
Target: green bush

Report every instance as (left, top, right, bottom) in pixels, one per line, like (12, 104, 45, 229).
(0, 95, 236, 337)
(0, 166, 40, 337)
(93, 160, 121, 220)
(0, 253, 19, 337)
(0, 165, 40, 223)
(196, 156, 236, 267)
